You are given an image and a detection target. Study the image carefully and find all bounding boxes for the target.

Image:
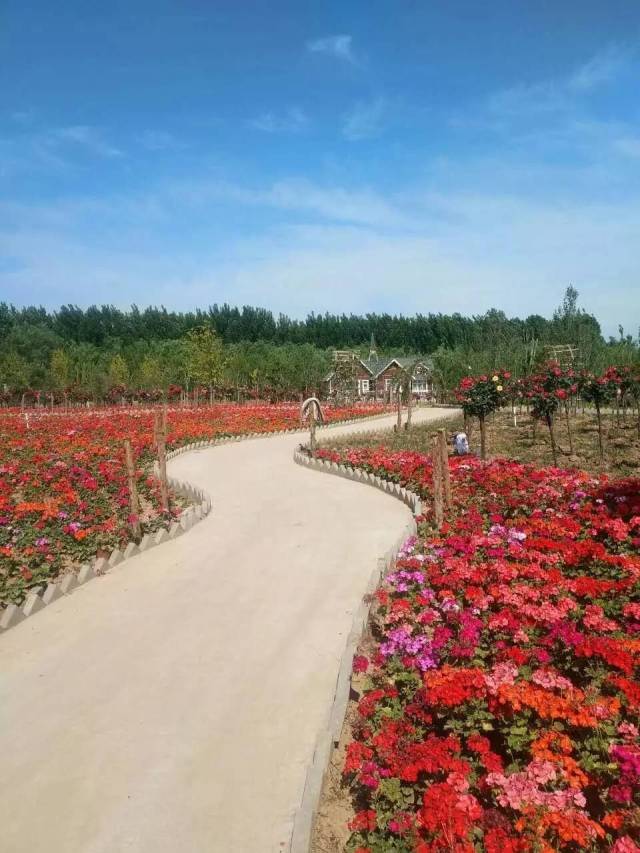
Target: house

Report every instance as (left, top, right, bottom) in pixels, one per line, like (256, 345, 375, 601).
(325, 337, 435, 401)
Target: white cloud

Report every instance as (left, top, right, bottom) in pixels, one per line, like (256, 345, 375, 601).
(485, 43, 634, 123)
(568, 44, 631, 91)
(2, 171, 639, 337)
(11, 109, 35, 124)
(306, 34, 355, 64)
(343, 98, 386, 141)
(249, 108, 309, 134)
(135, 130, 182, 151)
(52, 125, 123, 158)
(615, 136, 640, 158)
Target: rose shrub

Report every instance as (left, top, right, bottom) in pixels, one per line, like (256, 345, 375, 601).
(456, 371, 511, 459)
(315, 445, 640, 851)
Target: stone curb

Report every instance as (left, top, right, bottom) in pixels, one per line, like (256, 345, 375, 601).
(0, 475, 213, 636)
(288, 450, 421, 853)
(0, 409, 403, 635)
(161, 408, 401, 462)
(292, 450, 423, 517)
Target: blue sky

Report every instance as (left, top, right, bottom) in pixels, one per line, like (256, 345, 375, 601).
(1, 1, 639, 336)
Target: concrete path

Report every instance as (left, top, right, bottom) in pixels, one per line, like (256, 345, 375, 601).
(0, 407, 456, 853)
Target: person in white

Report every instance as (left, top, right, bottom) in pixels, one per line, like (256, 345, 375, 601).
(453, 431, 469, 455)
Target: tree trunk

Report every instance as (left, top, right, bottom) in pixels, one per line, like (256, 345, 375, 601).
(596, 403, 604, 462)
(396, 387, 402, 431)
(479, 414, 487, 460)
(546, 414, 558, 466)
(564, 400, 574, 455)
(405, 387, 413, 430)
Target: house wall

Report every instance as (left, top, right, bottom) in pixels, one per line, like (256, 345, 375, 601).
(327, 360, 433, 400)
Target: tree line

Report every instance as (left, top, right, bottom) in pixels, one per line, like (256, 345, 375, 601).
(0, 288, 637, 402)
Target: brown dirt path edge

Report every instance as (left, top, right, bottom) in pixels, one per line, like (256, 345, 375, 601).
(0, 406, 457, 853)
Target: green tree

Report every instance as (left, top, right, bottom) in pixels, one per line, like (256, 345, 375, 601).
(50, 348, 71, 390)
(0, 351, 30, 390)
(138, 355, 163, 390)
(185, 325, 227, 401)
(108, 354, 130, 388)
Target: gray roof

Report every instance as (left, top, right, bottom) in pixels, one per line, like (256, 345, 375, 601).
(361, 355, 433, 378)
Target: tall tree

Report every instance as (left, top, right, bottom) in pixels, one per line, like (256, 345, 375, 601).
(186, 325, 227, 401)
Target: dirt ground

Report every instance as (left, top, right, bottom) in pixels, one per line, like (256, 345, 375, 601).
(320, 406, 640, 478)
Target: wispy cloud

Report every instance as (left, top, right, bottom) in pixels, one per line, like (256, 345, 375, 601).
(486, 43, 634, 122)
(51, 125, 124, 158)
(306, 34, 356, 64)
(343, 98, 386, 141)
(568, 44, 631, 91)
(249, 108, 309, 134)
(0, 123, 124, 177)
(11, 109, 35, 125)
(135, 130, 182, 151)
(615, 136, 640, 158)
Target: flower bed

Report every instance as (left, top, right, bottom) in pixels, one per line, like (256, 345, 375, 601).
(0, 403, 386, 606)
(314, 446, 640, 852)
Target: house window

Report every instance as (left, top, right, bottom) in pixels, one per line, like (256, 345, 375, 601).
(412, 379, 429, 392)
(384, 378, 393, 391)
(358, 379, 370, 394)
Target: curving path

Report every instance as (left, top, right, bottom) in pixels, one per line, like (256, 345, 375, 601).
(0, 407, 456, 853)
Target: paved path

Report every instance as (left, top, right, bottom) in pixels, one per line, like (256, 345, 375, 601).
(0, 407, 456, 853)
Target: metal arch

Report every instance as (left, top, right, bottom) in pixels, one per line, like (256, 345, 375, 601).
(300, 397, 325, 425)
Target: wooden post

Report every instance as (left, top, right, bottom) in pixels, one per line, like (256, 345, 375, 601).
(153, 410, 160, 449)
(309, 405, 317, 451)
(157, 429, 169, 513)
(162, 404, 168, 442)
(431, 435, 444, 530)
(124, 439, 142, 539)
(438, 428, 452, 511)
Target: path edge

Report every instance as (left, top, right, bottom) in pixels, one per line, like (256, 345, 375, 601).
(288, 449, 422, 853)
(0, 408, 404, 634)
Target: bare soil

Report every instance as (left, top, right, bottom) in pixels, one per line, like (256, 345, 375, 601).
(320, 406, 640, 478)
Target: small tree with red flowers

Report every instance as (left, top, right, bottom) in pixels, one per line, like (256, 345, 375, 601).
(582, 371, 616, 461)
(457, 370, 510, 459)
(529, 382, 560, 466)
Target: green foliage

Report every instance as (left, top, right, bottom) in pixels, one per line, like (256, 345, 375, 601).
(49, 348, 70, 390)
(108, 354, 129, 388)
(0, 351, 30, 390)
(458, 371, 510, 418)
(185, 325, 227, 390)
(0, 288, 637, 401)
